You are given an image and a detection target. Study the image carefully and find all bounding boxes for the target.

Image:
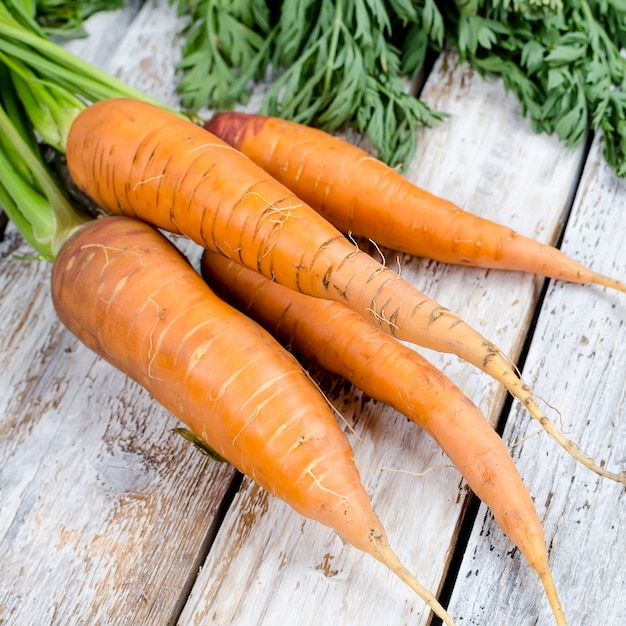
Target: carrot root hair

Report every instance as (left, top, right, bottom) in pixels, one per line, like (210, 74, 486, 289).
(528, 394, 626, 484)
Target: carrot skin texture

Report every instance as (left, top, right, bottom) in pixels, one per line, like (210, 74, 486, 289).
(201, 250, 566, 626)
(206, 111, 626, 293)
(51, 215, 455, 625)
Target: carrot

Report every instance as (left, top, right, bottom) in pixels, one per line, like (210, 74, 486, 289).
(200, 250, 566, 626)
(205, 111, 626, 293)
(65, 98, 625, 486)
(51, 215, 455, 625)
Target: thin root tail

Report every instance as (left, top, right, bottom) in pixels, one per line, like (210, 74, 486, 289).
(527, 397, 626, 485)
(590, 271, 626, 295)
(373, 541, 456, 626)
(484, 355, 626, 485)
(536, 565, 567, 626)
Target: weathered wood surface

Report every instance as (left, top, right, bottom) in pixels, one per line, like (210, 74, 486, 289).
(0, 1, 625, 625)
(447, 132, 626, 625)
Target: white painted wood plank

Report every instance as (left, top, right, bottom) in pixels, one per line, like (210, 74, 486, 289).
(102, 0, 187, 107)
(447, 132, 626, 625)
(177, 50, 587, 625)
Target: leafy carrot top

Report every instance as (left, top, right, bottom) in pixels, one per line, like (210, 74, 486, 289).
(172, 0, 626, 176)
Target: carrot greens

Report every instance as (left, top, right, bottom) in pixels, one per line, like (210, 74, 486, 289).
(173, 0, 626, 175)
(0, 4, 170, 119)
(32, 0, 126, 38)
(442, 0, 626, 176)
(173, 0, 446, 169)
(0, 68, 88, 260)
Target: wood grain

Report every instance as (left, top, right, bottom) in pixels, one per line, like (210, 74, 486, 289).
(447, 132, 626, 626)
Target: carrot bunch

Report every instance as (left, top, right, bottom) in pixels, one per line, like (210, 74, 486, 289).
(66, 98, 625, 490)
(4, 9, 626, 625)
(1, 57, 454, 626)
(0, 10, 454, 623)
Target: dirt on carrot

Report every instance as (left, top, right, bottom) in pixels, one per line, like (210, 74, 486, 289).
(205, 111, 626, 294)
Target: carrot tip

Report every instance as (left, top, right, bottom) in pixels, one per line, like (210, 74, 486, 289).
(538, 568, 568, 626)
(371, 540, 456, 626)
(525, 396, 626, 485)
(483, 354, 626, 485)
(589, 271, 626, 295)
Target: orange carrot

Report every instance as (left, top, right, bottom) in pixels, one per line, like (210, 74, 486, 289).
(65, 98, 624, 485)
(205, 111, 626, 293)
(200, 250, 566, 626)
(51, 215, 455, 625)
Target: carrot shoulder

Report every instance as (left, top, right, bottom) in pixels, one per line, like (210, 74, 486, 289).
(201, 250, 565, 626)
(205, 111, 626, 293)
(65, 98, 624, 485)
(51, 215, 454, 625)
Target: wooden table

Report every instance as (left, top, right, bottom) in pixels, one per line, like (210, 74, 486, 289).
(1, 2, 625, 624)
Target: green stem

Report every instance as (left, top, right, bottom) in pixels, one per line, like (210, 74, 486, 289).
(0, 93, 89, 259)
(2, 0, 46, 36)
(1, 50, 84, 152)
(0, 15, 180, 121)
(324, 0, 343, 95)
(0, 0, 189, 260)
